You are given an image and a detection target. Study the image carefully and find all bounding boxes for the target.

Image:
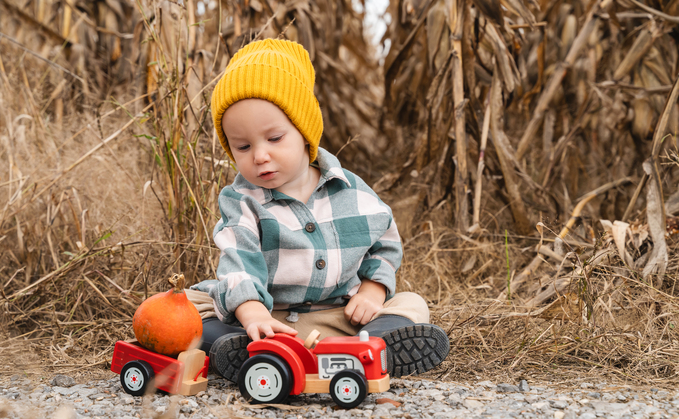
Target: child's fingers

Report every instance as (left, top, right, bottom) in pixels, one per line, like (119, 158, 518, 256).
(360, 309, 374, 325)
(344, 299, 357, 322)
(350, 306, 366, 326)
(246, 324, 261, 341)
(261, 323, 275, 338)
(283, 325, 298, 335)
(272, 321, 298, 335)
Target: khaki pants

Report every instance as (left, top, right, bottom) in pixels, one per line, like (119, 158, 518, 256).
(186, 289, 429, 341)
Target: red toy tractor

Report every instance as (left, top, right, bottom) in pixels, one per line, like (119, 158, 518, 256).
(238, 330, 390, 409)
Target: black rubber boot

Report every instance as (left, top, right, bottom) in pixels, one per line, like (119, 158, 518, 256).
(359, 315, 450, 377)
(201, 318, 250, 382)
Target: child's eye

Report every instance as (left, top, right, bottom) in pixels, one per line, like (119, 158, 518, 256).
(236, 144, 250, 151)
(269, 136, 282, 143)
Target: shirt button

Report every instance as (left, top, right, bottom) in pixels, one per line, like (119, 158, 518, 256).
(315, 259, 326, 269)
(305, 222, 316, 233)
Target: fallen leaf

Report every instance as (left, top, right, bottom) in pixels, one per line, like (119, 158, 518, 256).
(376, 397, 402, 407)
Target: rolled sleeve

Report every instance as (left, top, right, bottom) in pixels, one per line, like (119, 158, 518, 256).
(357, 219, 402, 298)
(206, 191, 274, 323)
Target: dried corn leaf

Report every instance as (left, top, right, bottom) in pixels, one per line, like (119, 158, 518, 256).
(632, 68, 655, 139)
(613, 24, 657, 81)
(485, 22, 520, 92)
(500, 0, 536, 26)
(560, 15, 577, 60)
(600, 220, 634, 266)
(469, 0, 504, 27)
(427, 0, 449, 72)
(642, 159, 668, 284)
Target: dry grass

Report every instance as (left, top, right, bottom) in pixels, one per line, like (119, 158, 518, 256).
(397, 223, 679, 386)
(1, 0, 679, 389)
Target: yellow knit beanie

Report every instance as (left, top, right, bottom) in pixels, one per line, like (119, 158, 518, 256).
(211, 39, 323, 163)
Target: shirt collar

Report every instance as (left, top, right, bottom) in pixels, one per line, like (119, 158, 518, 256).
(315, 147, 351, 189)
(231, 147, 351, 204)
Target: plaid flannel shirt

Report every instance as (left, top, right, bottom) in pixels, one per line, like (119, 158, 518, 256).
(191, 147, 402, 324)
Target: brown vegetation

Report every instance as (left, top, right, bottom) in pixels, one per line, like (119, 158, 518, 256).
(1, 0, 679, 386)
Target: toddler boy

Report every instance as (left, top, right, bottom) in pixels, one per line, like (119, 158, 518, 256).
(187, 38, 449, 382)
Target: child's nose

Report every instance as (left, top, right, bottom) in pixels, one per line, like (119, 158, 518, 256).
(253, 147, 270, 164)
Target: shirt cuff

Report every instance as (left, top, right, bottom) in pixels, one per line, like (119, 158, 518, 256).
(358, 258, 396, 298)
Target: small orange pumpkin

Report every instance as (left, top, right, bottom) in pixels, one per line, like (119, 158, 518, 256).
(133, 274, 203, 357)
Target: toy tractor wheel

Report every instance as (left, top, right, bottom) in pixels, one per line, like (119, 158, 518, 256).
(329, 369, 368, 409)
(120, 360, 155, 396)
(238, 353, 292, 404)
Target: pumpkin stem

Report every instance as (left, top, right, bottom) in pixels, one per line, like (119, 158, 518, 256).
(168, 273, 185, 292)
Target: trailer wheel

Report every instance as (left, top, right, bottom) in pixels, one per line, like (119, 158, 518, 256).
(238, 353, 292, 404)
(120, 360, 155, 396)
(330, 369, 367, 409)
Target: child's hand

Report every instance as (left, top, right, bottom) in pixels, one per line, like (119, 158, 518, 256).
(235, 300, 298, 341)
(344, 279, 387, 326)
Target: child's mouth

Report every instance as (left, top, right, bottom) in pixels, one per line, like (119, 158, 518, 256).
(258, 171, 277, 180)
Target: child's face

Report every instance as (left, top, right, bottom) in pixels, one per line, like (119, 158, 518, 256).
(222, 99, 310, 192)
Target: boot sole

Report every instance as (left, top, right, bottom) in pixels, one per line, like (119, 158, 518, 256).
(381, 324, 450, 377)
(209, 333, 250, 382)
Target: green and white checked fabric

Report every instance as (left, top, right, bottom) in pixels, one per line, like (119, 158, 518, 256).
(191, 148, 402, 324)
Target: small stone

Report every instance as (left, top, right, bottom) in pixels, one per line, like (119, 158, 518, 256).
(580, 382, 593, 389)
(77, 388, 97, 398)
(464, 399, 484, 409)
(518, 380, 530, 392)
(51, 375, 76, 387)
(53, 386, 78, 396)
(549, 400, 569, 409)
(554, 412, 565, 419)
(601, 393, 615, 401)
(476, 381, 494, 388)
(587, 392, 601, 399)
(416, 389, 443, 398)
(497, 383, 520, 393)
(532, 401, 549, 410)
(590, 401, 630, 415)
(448, 393, 462, 404)
(525, 394, 541, 403)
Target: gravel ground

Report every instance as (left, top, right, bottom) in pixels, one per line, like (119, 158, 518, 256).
(1, 373, 677, 419)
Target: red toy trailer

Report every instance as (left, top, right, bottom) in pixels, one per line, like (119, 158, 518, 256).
(238, 330, 390, 409)
(111, 340, 209, 396)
